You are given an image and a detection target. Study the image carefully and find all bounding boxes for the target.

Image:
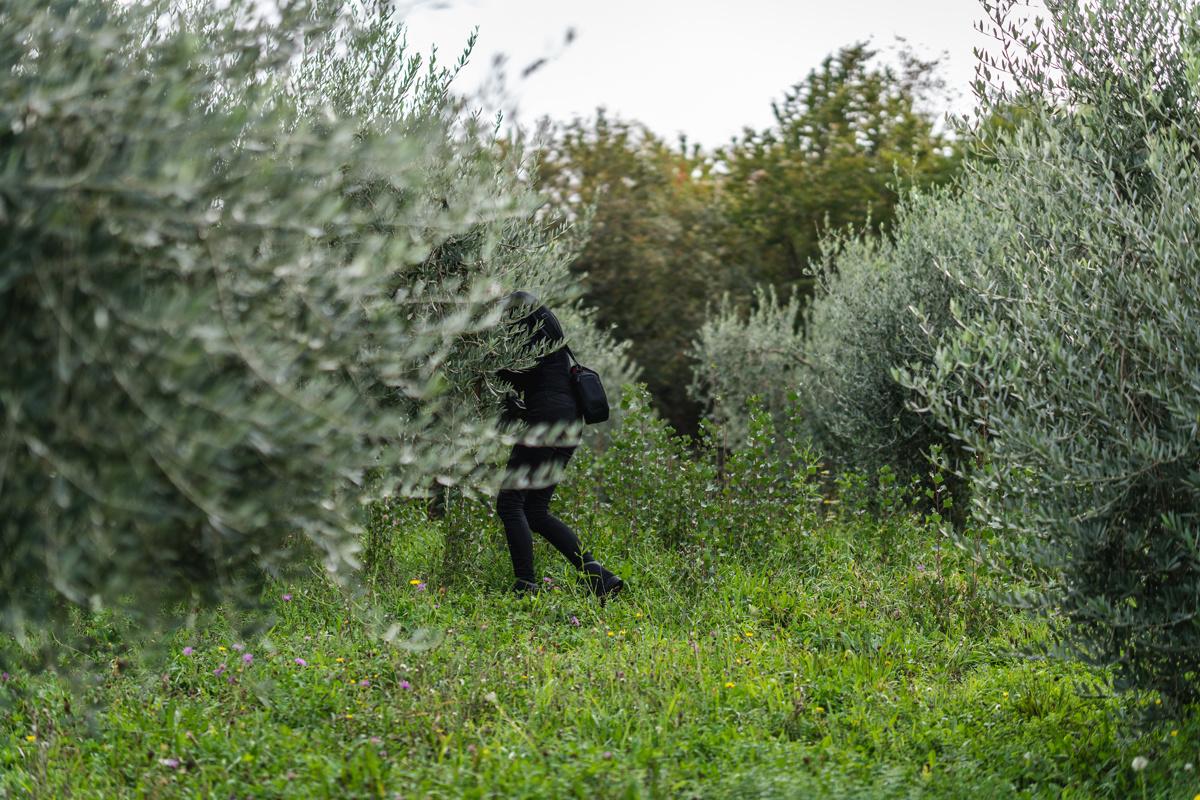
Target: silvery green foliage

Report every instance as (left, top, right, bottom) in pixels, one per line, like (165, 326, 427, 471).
(689, 285, 806, 448)
(281, 1, 639, 447)
(0, 0, 594, 646)
(795, 187, 1009, 485)
(901, 0, 1200, 702)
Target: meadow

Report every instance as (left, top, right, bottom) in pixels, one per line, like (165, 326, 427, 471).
(2, 485, 1196, 798)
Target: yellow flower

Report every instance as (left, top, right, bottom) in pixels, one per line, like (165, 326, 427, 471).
(1155, 698, 1162, 706)
(335, 658, 345, 664)
(724, 682, 735, 689)
(25, 735, 36, 742)
(217, 646, 227, 652)
(814, 706, 825, 714)
(743, 631, 754, 638)
(635, 611, 643, 619)
(1171, 730, 1178, 737)
(1002, 691, 1009, 698)
(345, 713, 354, 720)
(409, 579, 422, 586)
(607, 631, 614, 637)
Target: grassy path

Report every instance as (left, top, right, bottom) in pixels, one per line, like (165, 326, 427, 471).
(1, 509, 1196, 798)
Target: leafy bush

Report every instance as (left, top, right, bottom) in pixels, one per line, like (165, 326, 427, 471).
(794, 184, 1015, 509)
(690, 186, 1001, 512)
(0, 0, 628, 650)
(557, 386, 831, 582)
(901, 0, 1200, 702)
(689, 286, 806, 449)
(559, 385, 717, 554)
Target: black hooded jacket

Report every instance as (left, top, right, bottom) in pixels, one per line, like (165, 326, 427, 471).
(496, 303, 579, 426)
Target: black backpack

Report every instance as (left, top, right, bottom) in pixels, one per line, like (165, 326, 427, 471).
(564, 346, 610, 424)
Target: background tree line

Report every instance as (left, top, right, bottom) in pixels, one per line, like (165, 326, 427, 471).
(534, 43, 963, 432)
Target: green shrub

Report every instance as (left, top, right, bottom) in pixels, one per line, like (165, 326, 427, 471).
(689, 286, 806, 450)
(0, 0, 628, 651)
(902, 0, 1200, 703)
(559, 385, 717, 554)
(796, 187, 1008, 489)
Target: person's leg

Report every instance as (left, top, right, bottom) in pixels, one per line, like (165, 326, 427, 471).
(496, 445, 538, 586)
(524, 483, 587, 570)
(522, 446, 586, 569)
(524, 446, 622, 598)
(496, 488, 535, 584)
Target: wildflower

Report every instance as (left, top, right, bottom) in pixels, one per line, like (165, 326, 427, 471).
(158, 757, 180, 769)
(543, 577, 553, 584)
(1131, 756, 1149, 771)
(214, 664, 226, 677)
(242, 653, 253, 665)
(409, 579, 422, 586)
(282, 593, 293, 602)
(25, 735, 35, 743)
(607, 630, 614, 637)
(602, 751, 613, 760)
(182, 647, 194, 656)
(345, 713, 354, 720)
(814, 706, 825, 714)
(232, 643, 244, 652)
(416, 582, 427, 592)
(369, 736, 382, 745)
(359, 679, 370, 688)
(335, 658, 345, 664)
(570, 616, 580, 627)
(217, 646, 227, 653)
(294, 658, 307, 667)
(743, 631, 754, 638)
(1, 672, 8, 681)
(635, 611, 643, 619)
(724, 681, 735, 688)
(1002, 691, 1009, 698)
(916, 564, 926, 572)
(1172, 730, 1178, 737)
(399, 680, 412, 690)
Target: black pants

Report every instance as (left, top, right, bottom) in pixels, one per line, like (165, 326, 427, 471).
(495, 444, 586, 583)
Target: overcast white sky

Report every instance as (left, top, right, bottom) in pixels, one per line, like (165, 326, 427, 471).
(401, 0, 1035, 148)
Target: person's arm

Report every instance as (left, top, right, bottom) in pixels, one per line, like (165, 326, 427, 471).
(494, 305, 552, 390)
(496, 365, 531, 391)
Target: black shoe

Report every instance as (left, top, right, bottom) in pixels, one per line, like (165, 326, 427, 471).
(512, 578, 542, 597)
(582, 560, 624, 601)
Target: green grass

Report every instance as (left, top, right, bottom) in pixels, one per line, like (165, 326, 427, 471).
(1, 504, 1197, 798)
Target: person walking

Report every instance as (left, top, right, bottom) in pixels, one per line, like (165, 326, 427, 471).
(494, 291, 623, 599)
